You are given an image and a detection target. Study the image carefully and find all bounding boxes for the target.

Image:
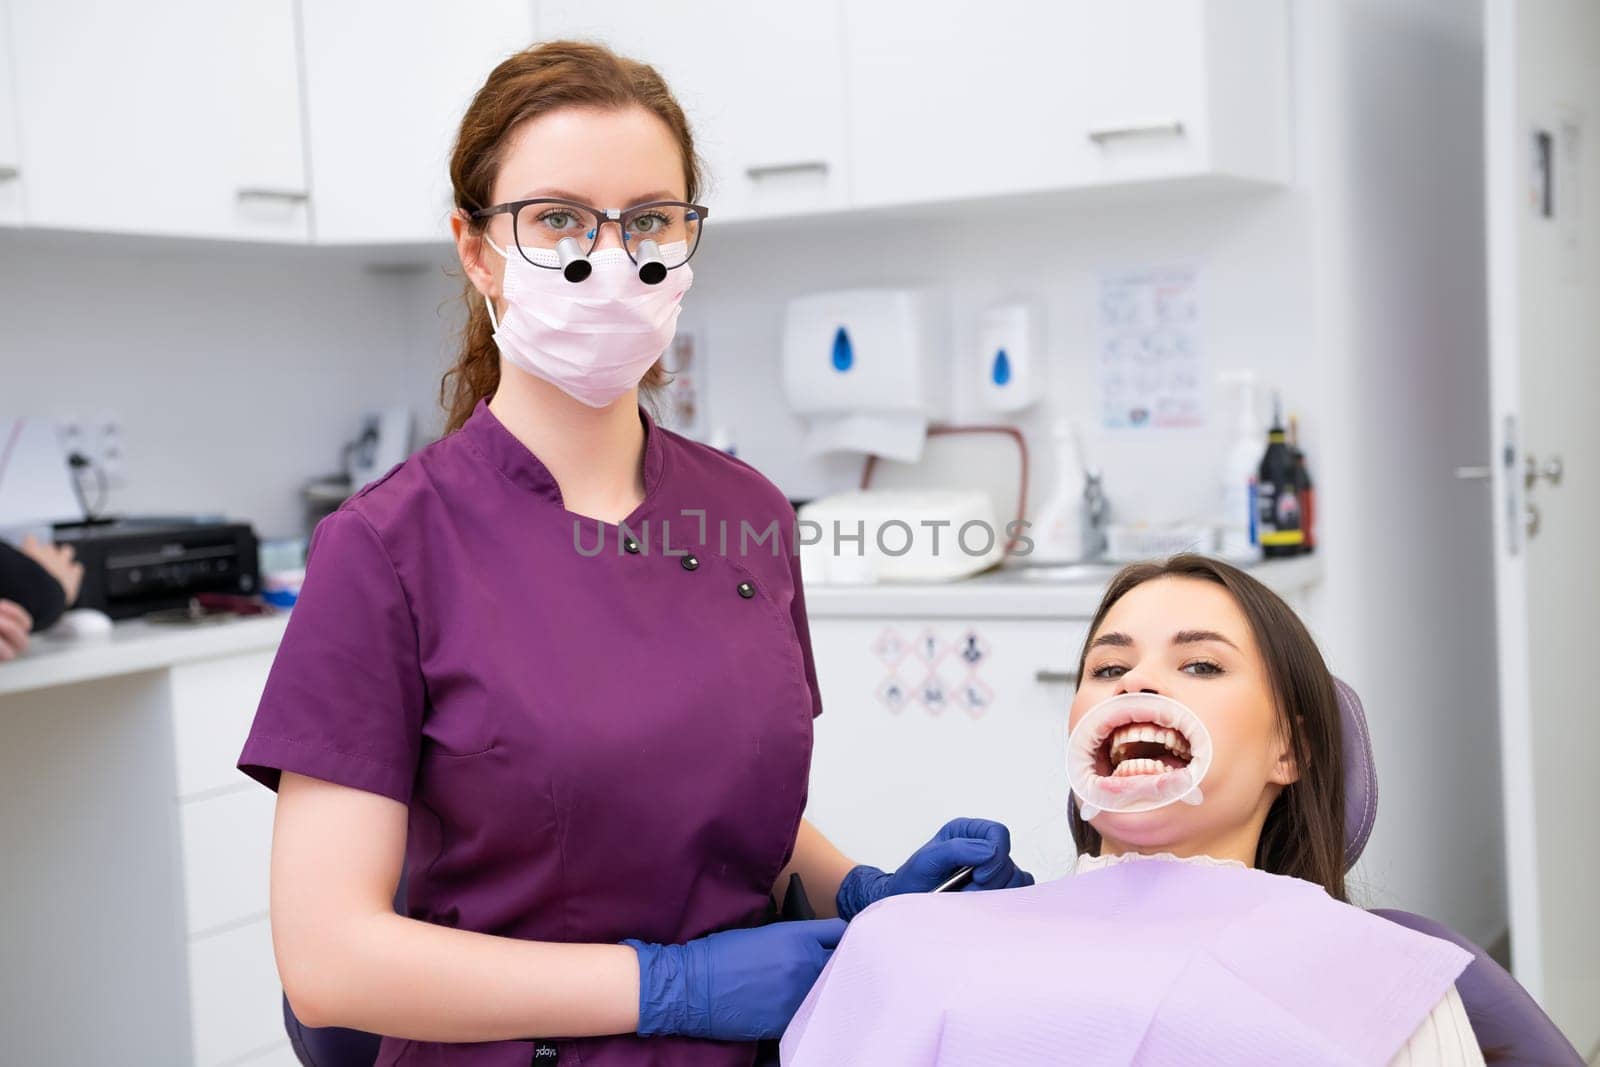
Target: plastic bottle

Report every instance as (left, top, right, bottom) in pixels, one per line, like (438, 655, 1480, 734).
(1289, 414, 1315, 553)
(1028, 417, 1086, 564)
(1256, 394, 1305, 558)
(1217, 371, 1264, 561)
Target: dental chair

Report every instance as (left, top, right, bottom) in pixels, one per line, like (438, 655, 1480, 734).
(281, 680, 1584, 1066)
(1330, 679, 1582, 1065)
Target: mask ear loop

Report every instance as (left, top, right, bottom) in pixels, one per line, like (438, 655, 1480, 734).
(482, 235, 508, 332)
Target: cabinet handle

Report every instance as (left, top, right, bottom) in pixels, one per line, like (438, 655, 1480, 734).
(1087, 121, 1186, 144)
(0, 165, 18, 181)
(236, 187, 310, 204)
(745, 160, 830, 180)
(1034, 669, 1079, 685)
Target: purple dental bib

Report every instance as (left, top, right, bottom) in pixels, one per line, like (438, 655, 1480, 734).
(781, 857, 1471, 1066)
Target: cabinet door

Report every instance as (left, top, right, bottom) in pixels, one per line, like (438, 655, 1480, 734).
(0, 0, 21, 225)
(1071, 0, 1287, 186)
(842, 1, 1092, 208)
(844, 0, 1286, 207)
(299, 0, 534, 243)
(8, 0, 308, 240)
(806, 617, 1089, 882)
(537, 1, 849, 222)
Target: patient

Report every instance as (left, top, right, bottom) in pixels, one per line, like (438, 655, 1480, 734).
(782, 555, 1483, 1066)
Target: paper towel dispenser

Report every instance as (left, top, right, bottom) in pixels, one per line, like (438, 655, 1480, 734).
(781, 288, 946, 462)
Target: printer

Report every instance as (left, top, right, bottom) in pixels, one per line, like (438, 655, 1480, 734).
(51, 518, 261, 620)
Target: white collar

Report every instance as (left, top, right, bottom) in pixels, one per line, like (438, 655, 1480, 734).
(1073, 851, 1248, 875)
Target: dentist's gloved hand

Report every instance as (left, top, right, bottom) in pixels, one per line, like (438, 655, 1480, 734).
(625, 918, 846, 1041)
(835, 817, 1035, 921)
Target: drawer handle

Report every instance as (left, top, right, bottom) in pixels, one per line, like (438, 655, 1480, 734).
(745, 160, 830, 180)
(0, 165, 19, 181)
(1087, 121, 1186, 144)
(236, 187, 310, 204)
(1034, 669, 1079, 685)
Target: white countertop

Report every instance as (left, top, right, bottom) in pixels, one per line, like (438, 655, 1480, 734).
(803, 556, 1323, 619)
(0, 613, 289, 698)
(0, 557, 1322, 695)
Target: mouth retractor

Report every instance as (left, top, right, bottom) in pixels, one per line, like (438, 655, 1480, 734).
(1067, 692, 1213, 821)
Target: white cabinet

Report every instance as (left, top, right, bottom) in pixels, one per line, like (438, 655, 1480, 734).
(843, 0, 1289, 208)
(168, 649, 288, 1065)
(806, 616, 1089, 882)
(0, 0, 21, 225)
(7, 0, 309, 240)
(299, 0, 534, 243)
(537, 1, 850, 223)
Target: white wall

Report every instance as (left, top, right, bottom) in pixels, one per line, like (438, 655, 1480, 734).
(1298, 0, 1505, 945)
(0, 231, 449, 539)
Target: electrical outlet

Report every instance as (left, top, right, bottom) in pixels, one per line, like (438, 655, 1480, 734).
(92, 411, 127, 490)
(55, 414, 87, 462)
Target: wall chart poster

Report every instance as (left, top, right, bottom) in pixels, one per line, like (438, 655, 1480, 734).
(1097, 265, 1205, 430)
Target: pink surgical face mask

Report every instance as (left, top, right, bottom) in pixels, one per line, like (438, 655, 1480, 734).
(484, 237, 693, 408)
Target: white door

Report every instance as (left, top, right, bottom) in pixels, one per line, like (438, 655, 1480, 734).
(1484, 0, 1600, 1054)
(298, 0, 533, 244)
(0, 0, 21, 225)
(8, 0, 308, 241)
(536, 1, 849, 223)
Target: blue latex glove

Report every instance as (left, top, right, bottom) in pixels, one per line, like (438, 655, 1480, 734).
(625, 918, 846, 1041)
(835, 817, 1035, 920)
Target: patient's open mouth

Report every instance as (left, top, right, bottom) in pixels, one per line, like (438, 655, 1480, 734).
(1102, 722, 1193, 778)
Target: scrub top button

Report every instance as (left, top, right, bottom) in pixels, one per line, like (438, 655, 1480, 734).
(681, 554, 700, 571)
(623, 537, 640, 555)
(737, 581, 755, 599)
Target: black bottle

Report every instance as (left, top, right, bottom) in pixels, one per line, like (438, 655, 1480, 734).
(1256, 396, 1305, 558)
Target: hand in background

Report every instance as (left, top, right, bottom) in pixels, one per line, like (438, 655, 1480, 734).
(20, 535, 84, 607)
(0, 599, 33, 661)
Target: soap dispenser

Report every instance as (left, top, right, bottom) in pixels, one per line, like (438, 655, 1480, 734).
(978, 303, 1041, 412)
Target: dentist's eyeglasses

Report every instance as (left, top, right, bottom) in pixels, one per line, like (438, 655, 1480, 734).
(470, 197, 707, 283)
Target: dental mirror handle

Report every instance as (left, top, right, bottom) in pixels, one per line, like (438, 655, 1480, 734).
(932, 865, 976, 893)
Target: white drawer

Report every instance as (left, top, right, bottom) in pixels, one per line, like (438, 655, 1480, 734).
(187, 916, 285, 1067)
(180, 785, 275, 934)
(171, 650, 277, 798)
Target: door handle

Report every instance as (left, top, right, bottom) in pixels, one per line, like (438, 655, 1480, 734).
(1087, 121, 1186, 144)
(1524, 454, 1564, 489)
(236, 187, 310, 204)
(1455, 465, 1492, 480)
(1525, 501, 1542, 539)
(1034, 669, 1078, 685)
(745, 161, 829, 180)
(0, 165, 19, 181)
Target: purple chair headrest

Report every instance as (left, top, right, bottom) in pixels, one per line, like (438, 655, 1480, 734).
(1334, 677, 1378, 869)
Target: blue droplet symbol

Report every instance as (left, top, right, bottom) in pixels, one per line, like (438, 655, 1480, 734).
(831, 326, 854, 371)
(991, 348, 1012, 386)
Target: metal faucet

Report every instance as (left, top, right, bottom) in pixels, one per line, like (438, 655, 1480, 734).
(1080, 467, 1110, 560)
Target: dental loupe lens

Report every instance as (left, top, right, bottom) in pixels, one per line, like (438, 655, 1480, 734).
(556, 237, 592, 283)
(635, 239, 668, 285)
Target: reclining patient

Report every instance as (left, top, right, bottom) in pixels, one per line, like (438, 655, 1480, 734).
(782, 555, 1483, 1066)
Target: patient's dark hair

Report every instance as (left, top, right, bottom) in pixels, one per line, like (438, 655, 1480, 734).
(1068, 554, 1348, 902)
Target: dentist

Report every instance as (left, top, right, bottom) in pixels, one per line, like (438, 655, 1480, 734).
(237, 40, 1030, 1067)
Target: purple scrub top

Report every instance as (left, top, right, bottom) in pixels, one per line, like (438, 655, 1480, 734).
(239, 399, 821, 1067)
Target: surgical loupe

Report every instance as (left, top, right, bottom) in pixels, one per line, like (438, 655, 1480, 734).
(633, 239, 669, 285)
(554, 237, 592, 283)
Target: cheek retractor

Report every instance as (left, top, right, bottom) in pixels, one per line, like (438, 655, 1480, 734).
(1067, 692, 1213, 820)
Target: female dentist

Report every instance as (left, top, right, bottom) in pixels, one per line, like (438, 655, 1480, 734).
(237, 40, 1031, 1067)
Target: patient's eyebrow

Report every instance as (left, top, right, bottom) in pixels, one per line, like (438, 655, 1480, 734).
(1087, 631, 1133, 651)
(1172, 629, 1239, 650)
